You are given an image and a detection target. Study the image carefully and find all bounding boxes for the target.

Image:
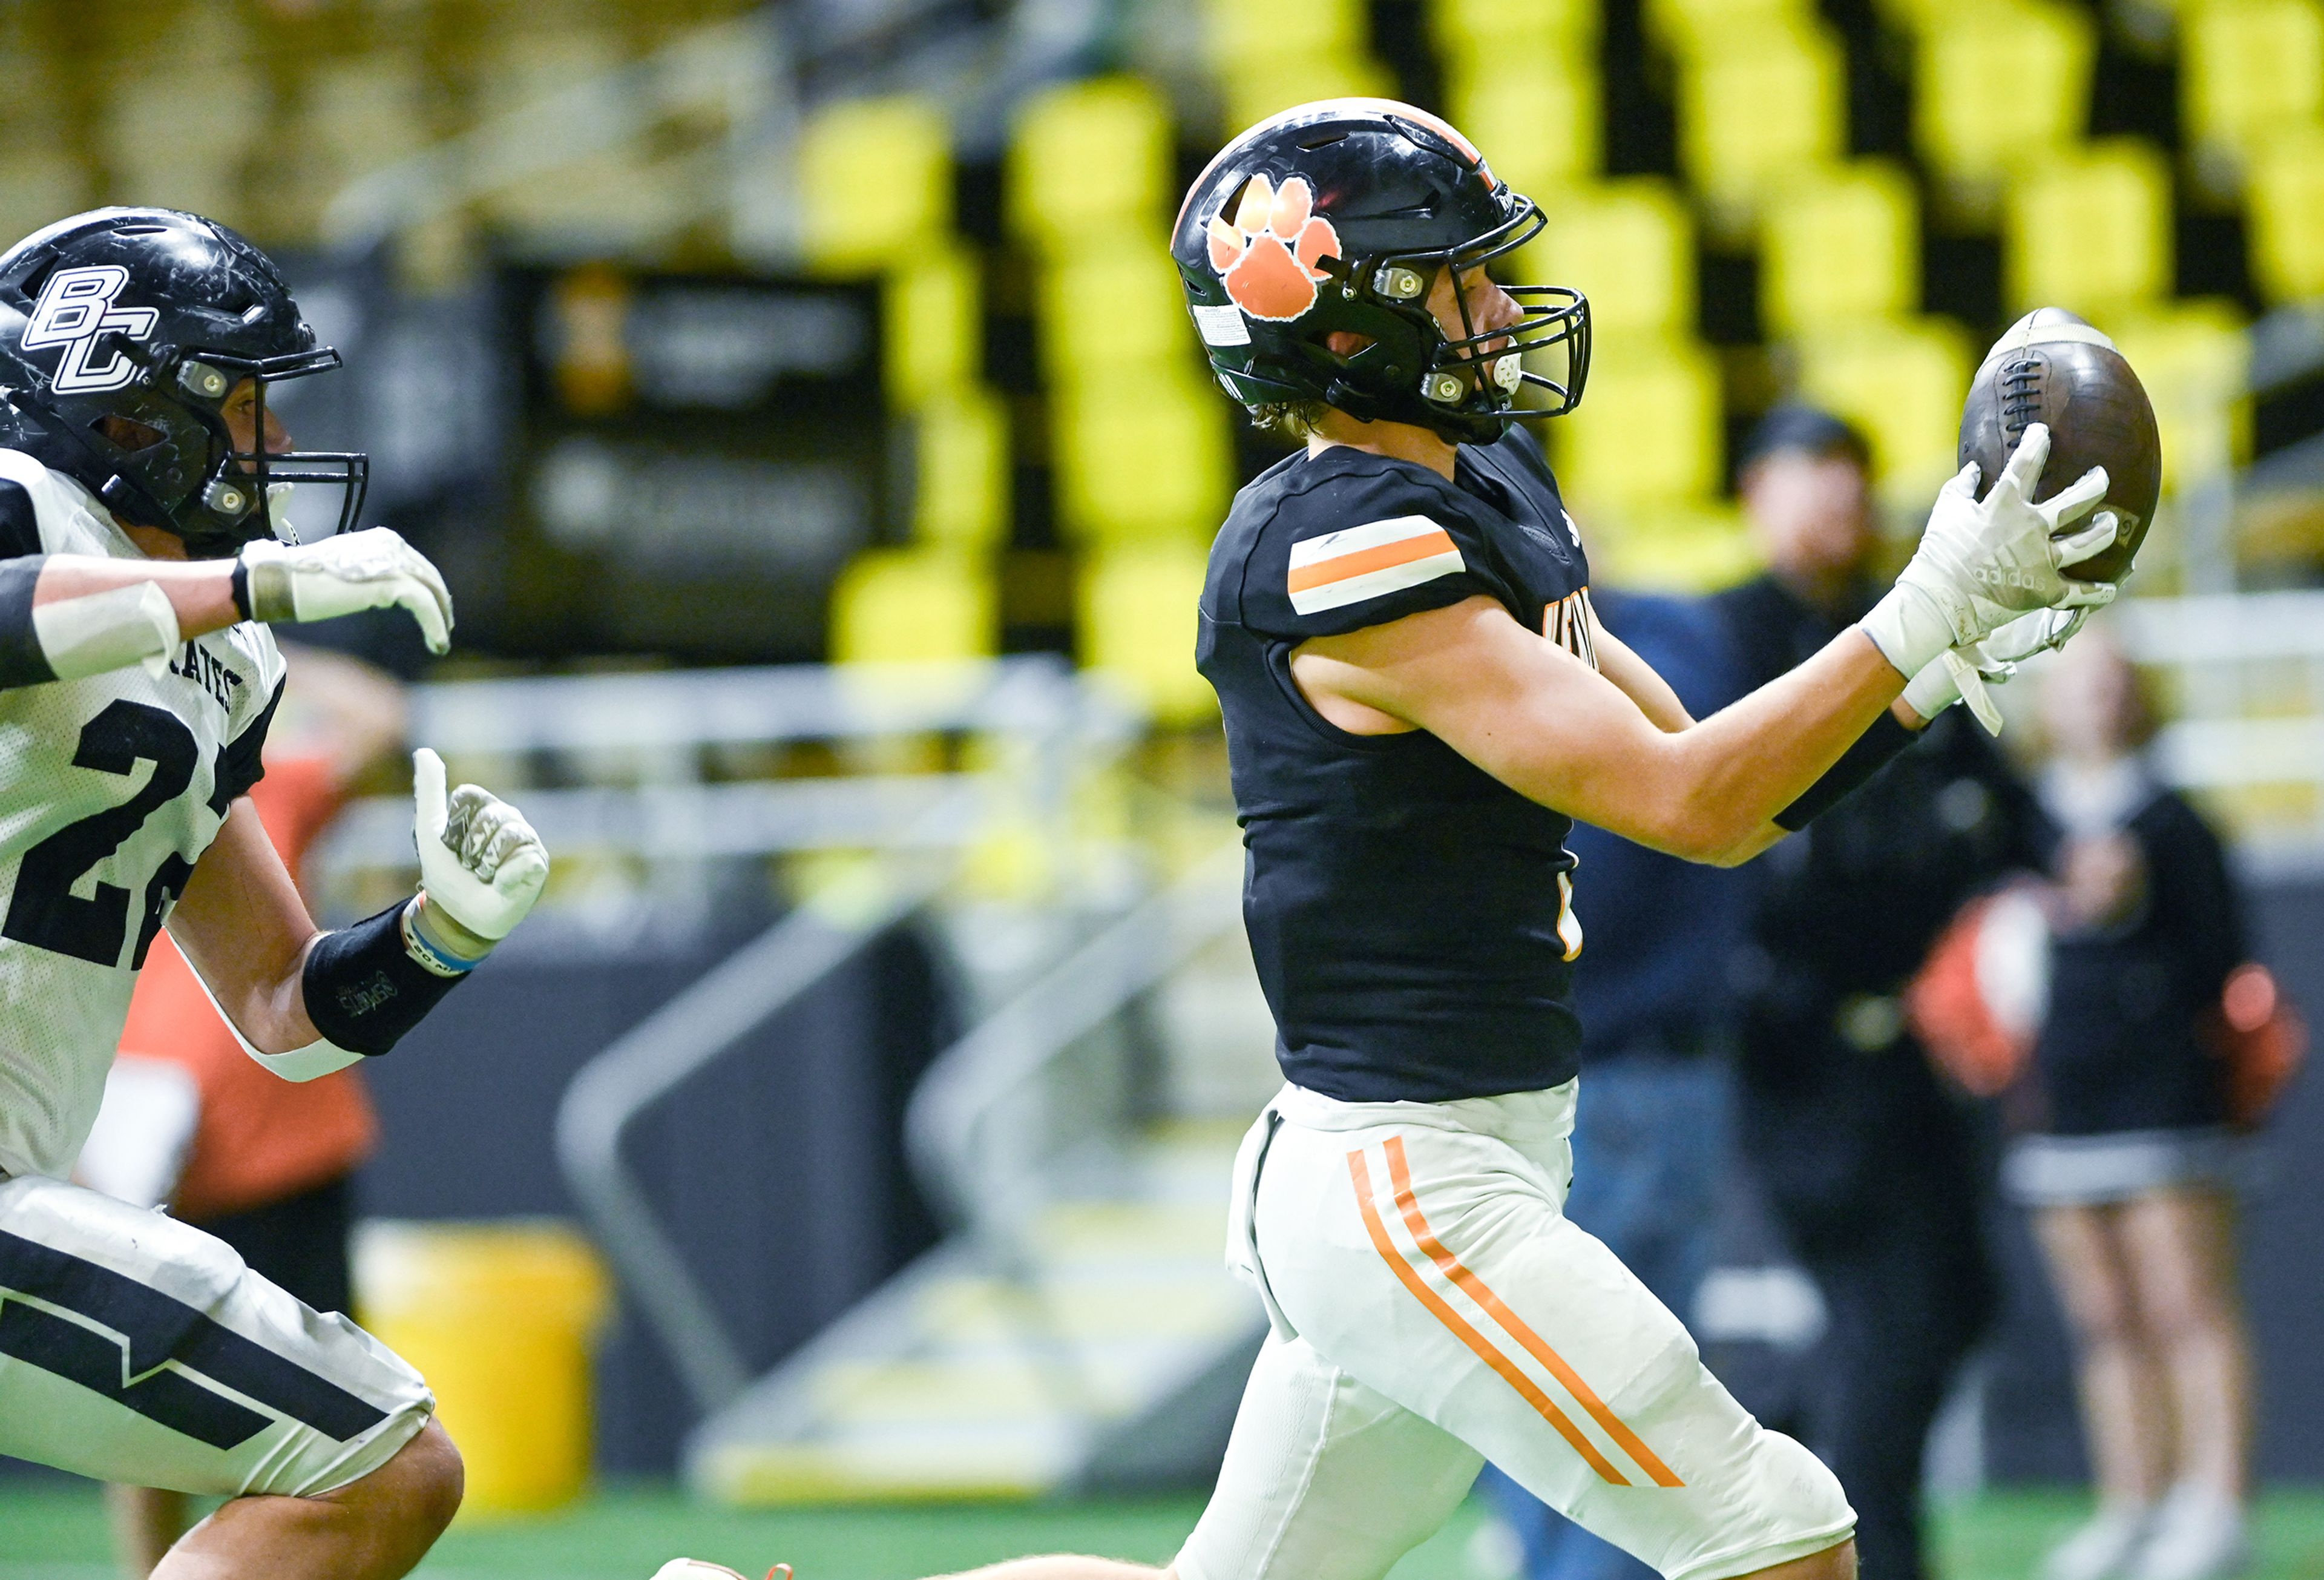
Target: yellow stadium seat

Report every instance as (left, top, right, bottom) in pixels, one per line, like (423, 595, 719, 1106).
(1053, 376, 1233, 544)
(1006, 76, 1174, 257)
(1446, 55, 1601, 199)
(1038, 242, 1191, 391)
(1584, 501, 1763, 592)
(1431, 0, 1598, 62)
(830, 549, 998, 663)
(884, 249, 981, 408)
(2182, 0, 2324, 179)
(2110, 300, 2250, 492)
(1530, 180, 1695, 338)
(2247, 123, 2324, 302)
(1760, 162, 1920, 335)
(0, 153, 90, 258)
(2004, 140, 2172, 318)
(1791, 316, 1972, 504)
(911, 390, 1011, 550)
(1915, 2, 2093, 206)
(798, 96, 952, 276)
(1551, 337, 1722, 512)
(1650, 0, 1808, 58)
(1202, 0, 1368, 63)
(1077, 544, 1218, 726)
(1216, 54, 1399, 137)
(1676, 19, 1846, 227)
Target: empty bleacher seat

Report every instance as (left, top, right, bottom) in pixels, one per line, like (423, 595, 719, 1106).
(1431, 0, 1599, 58)
(1584, 502, 1762, 591)
(910, 392, 1012, 551)
(1445, 55, 1601, 199)
(2111, 300, 2251, 491)
(2004, 140, 2173, 318)
(2181, 0, 2324, 182)
(2247, 123, 2324, 301)
(1200, 0, 1392, 134)
(1649, 0, 1811, 58)
(1006, 77, 1174, 258)
(1052, 376, 1233, 544)
(1915, 2, 2095, 207)
(798, 95, 953, 275)
(1531, 180, 1696, 338)
(1077, 544, 1218, 726)
(1759, 161, 1920, 336)
(1791, 315, 1974, 505)
(1675, 19, 1846, 228)
(1550, 337, 1722, 512)
(1038, 241, 1192, 390)
(830, 549, 998, 663)
(884, 248, 983, 408)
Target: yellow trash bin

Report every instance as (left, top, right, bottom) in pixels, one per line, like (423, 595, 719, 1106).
(353, 1219, 612, 1514)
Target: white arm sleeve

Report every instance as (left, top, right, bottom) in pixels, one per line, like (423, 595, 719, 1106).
(182, 943, 366, 1082)
(31, 579, 178, 680)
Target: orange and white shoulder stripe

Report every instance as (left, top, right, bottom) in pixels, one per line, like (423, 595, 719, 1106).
(1345, 1134, 1682, 1490)
(1287, 516, 1464, 616)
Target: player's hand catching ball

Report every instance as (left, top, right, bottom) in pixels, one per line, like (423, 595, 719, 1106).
(407, 746, 548, 970)
(1902, 605, 2093, 736)
(237, 527, 455, 654)
(1861, 422, 2118, 682)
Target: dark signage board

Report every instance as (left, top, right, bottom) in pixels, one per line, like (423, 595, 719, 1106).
(497, 266, 890, 663)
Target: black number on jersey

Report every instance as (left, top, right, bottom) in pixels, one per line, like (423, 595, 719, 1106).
(4, 702, 202, 967)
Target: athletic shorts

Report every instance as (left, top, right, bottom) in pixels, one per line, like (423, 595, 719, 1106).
(0, 1172, 432, 1498)
(1176, 1081, 1854, 1580)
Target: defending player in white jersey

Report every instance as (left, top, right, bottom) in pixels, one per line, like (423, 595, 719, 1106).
(0, 208, 547, 1579)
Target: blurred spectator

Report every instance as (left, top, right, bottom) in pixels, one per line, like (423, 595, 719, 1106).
(1712, 407, 2049, 1580)
(2007, 630, 2256, 1580)
(73, 644, 407, 1578)
(1474, 590, 1751, 1580)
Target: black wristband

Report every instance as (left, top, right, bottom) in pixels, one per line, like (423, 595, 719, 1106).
(303, 900, 468, 1055)
(229, 559, 254, 622)
(0, 558, 54, 688)
(1775, 711, 1917, 831)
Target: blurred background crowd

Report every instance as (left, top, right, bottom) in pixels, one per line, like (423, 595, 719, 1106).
(2, 0, 2323, 1577)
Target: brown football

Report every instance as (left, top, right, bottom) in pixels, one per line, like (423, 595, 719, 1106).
(1958, 308, 2162, 586)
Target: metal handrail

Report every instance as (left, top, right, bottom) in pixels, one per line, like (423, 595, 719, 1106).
(554, 838, 963, 1412)
(904, 836, 1248, 1234)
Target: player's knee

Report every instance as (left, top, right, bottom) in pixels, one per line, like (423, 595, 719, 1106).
(380, 1418, 464, 1540)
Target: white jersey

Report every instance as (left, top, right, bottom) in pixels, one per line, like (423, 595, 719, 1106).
(0, 450, 283, 1180)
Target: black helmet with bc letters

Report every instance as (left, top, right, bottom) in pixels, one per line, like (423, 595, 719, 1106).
(0, 206, 366, 556)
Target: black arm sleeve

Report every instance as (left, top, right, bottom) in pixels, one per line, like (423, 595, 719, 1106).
(302, 901, 468, 1056)
(1774, 711, 1917, 831)
(0, 478, 51, 689)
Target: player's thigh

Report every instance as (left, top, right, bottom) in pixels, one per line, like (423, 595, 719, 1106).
(0, 1173, 431, 1499)
(1255, 1120, 1854, 1580)
(1177, 1330, 1482, 1580)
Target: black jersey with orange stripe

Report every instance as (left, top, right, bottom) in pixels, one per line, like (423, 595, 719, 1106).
(1196, 426, 1595, 1103)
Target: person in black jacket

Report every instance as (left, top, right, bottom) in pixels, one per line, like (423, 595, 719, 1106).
(2006, 628, 2254, 1580)
(1713, 407, 2053, 1580)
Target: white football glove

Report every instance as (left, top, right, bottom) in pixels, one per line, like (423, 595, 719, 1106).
(1902, 607, 2093, 736)
(239, 528, 453, 654)
(1860, 423, 2118, 680)
(409, 747, 548, 962)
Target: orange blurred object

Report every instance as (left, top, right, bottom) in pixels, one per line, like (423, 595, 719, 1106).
(2206, 962, 2308, 1128)
(1906, 895, 2035, 1098)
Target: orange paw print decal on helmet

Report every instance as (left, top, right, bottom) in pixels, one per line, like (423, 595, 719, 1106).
(1206, 176, 1341, 322)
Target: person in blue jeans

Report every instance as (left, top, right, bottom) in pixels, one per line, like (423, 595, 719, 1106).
(1474, 588, 1753, 1580)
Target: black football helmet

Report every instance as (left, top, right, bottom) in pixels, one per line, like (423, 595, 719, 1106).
(1171, 100, 1590, 444)
(0, 207, 366, 557)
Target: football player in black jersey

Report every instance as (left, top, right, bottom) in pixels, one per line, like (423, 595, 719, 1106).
(656, 100, 2122, 1580)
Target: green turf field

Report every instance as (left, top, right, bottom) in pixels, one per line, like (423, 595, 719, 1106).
(3, 1482, 2320, 1579)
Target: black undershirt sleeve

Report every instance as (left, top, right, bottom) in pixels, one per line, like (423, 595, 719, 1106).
(0, 479, 51, 690)
(1774, 711, 1917, 831)
(301, 901, 468, 1056)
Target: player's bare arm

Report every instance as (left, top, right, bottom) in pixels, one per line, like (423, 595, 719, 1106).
(1293, 595, 1900, 864)
(1589, 616, 1693, 732)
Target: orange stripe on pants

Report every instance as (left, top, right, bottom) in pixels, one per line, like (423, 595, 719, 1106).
(1384, 1134, 1686, 1489)
(1346, 1148, 1631, 1486)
